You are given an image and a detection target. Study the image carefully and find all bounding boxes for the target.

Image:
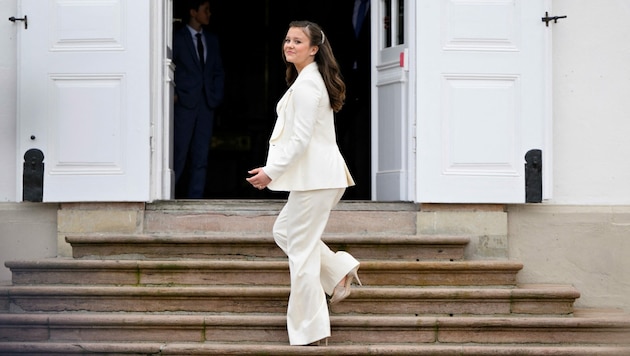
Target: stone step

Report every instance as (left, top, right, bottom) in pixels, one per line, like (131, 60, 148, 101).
(141, 200, 421, 236)
(6, 259, 522, 287)
(7, 201, 629, 353)
(1, 312, 629, 345)
(0, 284, 579, 316)
(1, 342, 629, 356)
(65, 234, 470, 261)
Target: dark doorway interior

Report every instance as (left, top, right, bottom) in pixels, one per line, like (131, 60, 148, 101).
(173, 1, 371, 200)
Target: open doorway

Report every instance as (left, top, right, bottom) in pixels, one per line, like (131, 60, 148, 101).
(173, 0, 372, 200)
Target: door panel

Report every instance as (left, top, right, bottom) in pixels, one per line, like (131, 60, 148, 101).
(375, 66, 409, 201)
(374, 0, 412, 201)
(17, 0, 151, 202)
(415, 0, 550, 203)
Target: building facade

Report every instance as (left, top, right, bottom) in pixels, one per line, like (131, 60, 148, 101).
(1, 0, 629, 311)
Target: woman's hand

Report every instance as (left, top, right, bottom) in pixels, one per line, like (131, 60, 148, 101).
(246, 167, 272, 190)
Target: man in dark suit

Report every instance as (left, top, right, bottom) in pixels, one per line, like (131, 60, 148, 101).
(333, 0, 372, 200)
(172, 0, 224, 199)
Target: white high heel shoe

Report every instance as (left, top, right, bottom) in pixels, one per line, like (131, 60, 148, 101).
(307, 338, 328, 346)
(329, 266, 362, 304)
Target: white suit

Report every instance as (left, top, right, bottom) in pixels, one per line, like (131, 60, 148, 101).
(262, 62, 359, 346)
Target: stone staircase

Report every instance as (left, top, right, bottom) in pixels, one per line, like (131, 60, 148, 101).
(1, 200, 629, 355)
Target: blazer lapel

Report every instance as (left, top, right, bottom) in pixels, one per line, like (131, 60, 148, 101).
(269, 88, 293, 142)
(269, 63, 316, 142)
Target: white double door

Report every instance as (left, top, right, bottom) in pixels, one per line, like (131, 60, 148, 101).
(16, 0, 550, 203)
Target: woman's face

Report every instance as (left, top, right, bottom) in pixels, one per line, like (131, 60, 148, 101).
(283, 27, 318, 71)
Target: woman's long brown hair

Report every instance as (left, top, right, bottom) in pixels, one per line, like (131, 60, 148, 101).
(282, 20, 346, 113)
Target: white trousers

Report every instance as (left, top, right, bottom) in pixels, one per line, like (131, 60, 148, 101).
(273, 188, 360, 346)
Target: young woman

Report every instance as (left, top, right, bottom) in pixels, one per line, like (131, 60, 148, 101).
(246, 20, 361, 346)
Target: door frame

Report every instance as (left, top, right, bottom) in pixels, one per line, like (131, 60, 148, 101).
(150, 0, 175, 201)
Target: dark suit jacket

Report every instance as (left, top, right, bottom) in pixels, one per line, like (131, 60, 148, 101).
(172, 26, 225, 110)
(331, 0, 371, 102)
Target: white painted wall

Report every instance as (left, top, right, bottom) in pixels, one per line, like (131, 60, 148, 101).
(507, 0, 630, 312)
(0, 0, 17, 202)
(550, 0, 630, 205)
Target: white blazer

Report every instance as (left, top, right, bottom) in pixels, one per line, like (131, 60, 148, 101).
(263, 62, 355, 191)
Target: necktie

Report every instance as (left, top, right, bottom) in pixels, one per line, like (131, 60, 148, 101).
(196, 33, 204, 67)
(355, 0, 368, 37)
